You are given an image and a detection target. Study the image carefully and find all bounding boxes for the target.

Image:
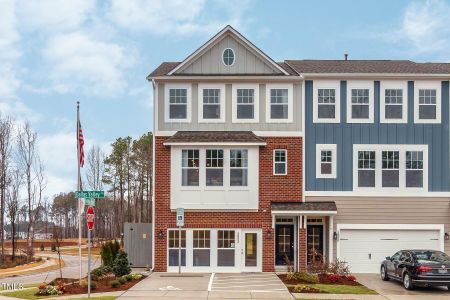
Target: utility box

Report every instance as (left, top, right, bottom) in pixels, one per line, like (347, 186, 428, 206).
(124, 223, 152, 268)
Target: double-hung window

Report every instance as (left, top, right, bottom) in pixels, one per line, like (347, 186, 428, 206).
(406, 151, 423, 187)
(414, 82, 441, 123)
(230, 150, 248, 186)
(206, 149, 224, 186)
(347, 81, 373, 123)
(169, 89, 187, 119)
(168, 230, 186, 266)
(199, 84, 224, 122)
(182, 150, 199, 186)
(357, 151, 376, 187)
(382, 151, 399, 187)
(314, 81, 340, 123)
(217, 230, 235, 267)
(273, 149, 287, 175)
(193, 230, 210, 267)
(316, 144, 337, 178)
(380, 81, 407, 123)
(266, 84, 293, 122)
(385, 90, 403, 119)
(232, 84, 259, 122)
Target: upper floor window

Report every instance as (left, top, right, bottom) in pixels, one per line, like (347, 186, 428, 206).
(266, 84, 293, 123)
(316, 144, 336, 178)
(273, 149, 287, 175)
(230, 150, 248, 186)
(232, 84, 259, 123)
(165, 85, 191, 122)
(198, 84, 225, 123)
(380, 81, 408, 123)
(206, 149, 224, 186)
(346, 81, 374, 123)
(182, 150, 199, 186)
(414, 81, 441, 124)
(222, 48, 235, 66)
(353, 145, 428, 191)
(313, 81, 340, 123)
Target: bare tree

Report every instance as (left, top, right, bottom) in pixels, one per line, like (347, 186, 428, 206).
(52, 225, 63, 279)
(6, 168, 21, 261)
(0, 115, 14, 263)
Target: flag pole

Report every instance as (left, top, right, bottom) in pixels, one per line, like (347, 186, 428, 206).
(77, 101, 82, 281)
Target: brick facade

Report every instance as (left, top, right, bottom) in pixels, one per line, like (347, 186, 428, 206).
(154, 136, 303, 272)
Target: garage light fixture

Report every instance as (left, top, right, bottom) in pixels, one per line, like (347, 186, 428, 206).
(445, 232, 449, 240)
(158, 229, 164, 239)
(333, 231, 338, 240)
(266, 229, 273, 239)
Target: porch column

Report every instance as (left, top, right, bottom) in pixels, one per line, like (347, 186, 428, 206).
(328, 216, 334, 264)
(298, 215, 307, 272)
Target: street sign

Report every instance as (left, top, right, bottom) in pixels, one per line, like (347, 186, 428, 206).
(75, 190, 105, 199)
(176, 208, 184, 227)
(86, 206, 95, 230)
(85, 198, 95, 206)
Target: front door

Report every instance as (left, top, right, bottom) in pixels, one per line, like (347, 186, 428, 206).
(241, 230, 261, 271)
(307, 225, 324, 264)
(275, 225, 294, 265)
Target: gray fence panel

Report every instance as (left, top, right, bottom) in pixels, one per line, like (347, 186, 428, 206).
(124, 223, 152, 268)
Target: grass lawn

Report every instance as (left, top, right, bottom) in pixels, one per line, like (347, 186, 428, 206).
(2, 288, 117, 300)
(290, 284, 377, 295)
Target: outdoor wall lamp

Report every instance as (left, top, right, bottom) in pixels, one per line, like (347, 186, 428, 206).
(266, 229, 273, 239)
(333, 232, 338, 240)
(158, 229, 164, 239)
(445, 232, 449, 240)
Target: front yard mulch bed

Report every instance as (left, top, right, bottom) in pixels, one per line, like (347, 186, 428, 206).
(54, 276, 139, 294)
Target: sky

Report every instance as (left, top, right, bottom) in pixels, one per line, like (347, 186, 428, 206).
(1, 0, 450, 199)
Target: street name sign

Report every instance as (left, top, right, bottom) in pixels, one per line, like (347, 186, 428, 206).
(84, 198, 96, 206)
(75, 191, 105, 198)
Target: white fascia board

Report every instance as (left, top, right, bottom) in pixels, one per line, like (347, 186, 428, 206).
(301, 73, 450, 78)
(304, 191, 450, 198)
(252, 131, 303, 137)
(163, 142, 266, 146)
(337, 223, 444, 231)
(272, 210, 337, 215)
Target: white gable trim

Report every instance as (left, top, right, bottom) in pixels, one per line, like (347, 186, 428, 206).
(168, 25, 289, 76)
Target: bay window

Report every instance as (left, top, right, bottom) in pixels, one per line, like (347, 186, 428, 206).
(230, 150, 248, 186)
(206, 150, 224, 186)
(182, 150, 199, 186)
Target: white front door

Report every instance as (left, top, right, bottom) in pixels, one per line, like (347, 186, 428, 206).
(241, 229, 262, 272)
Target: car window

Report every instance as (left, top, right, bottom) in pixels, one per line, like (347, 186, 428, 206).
(400, 251, 412, 263)
(413, 251, 450, 264)
(391, 251, 402, 260)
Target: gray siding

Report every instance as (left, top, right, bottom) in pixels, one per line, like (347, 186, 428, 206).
(305, 80, 450, 192)
(124, 222, 152, 267)
(177, 35, 280, 75)
(157, 82, 302, 132)
(307, 196, 450, 257)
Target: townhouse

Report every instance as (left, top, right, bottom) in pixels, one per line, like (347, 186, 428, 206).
(147, 25, 450, 273)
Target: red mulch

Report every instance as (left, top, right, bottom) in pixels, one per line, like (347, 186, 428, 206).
(278, 273, 361, 286)
(48, 276, 141, 295)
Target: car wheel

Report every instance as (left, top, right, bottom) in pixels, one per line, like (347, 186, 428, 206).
(403, 272, 414, 290)
(447, 286, 450, 291)
(380, 265, 389, 281)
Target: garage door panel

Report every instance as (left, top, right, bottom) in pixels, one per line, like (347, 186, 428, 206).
(338, 228, 441, 274)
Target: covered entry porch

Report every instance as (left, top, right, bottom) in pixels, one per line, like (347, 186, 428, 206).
(271, 201, 337, 272)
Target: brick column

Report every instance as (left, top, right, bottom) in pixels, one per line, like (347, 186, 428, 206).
(299, 228, 307, 272)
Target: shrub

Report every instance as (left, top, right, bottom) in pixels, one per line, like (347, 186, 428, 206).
(118, 277, 127, 285)
(101, 243, 113, 266)
(37, 284, 63, 296)
(346, 274, 357, 281)
(36, 257, 43, 262)
(125, 274, 133, 281)
(110, 280, 120, 288)
(112, 250, 131, 277)
(40, 244, 45, 251)
(111, 240, 120, 259)
(327, 259, 351, 277)
(51, 244, 56, 252)
(325, 273, 341, 283)
(90, 281, 97, 290)
(91, 267, 106, 279)
(295, 272, 319, 284)
(80, 279, 97, 290)
(132, 273, 143, 280)
(292, 284, 321, 293)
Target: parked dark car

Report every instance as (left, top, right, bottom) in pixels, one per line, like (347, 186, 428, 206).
(380, 250, 450, 290)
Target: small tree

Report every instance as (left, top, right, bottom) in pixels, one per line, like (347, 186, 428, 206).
(101, 242, 113, 266)
(112, 250, 131, 277)
(52, 226, 63, 278)
(111, 240, 120, 259)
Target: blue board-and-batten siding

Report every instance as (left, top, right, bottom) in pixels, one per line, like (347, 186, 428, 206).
(305, 80, 450, 192)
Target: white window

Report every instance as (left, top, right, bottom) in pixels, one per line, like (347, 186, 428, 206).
(165, 84, 191, 122)
(232, 84, 259, 123)
(198, 84, 225, 123)
(273, 149, 287, 175)
(346, 81, 374, 123)
(380, 81, 408, 123)
(266, 84, 293, 123)
(217, 230, 235, 267)
(168, 230, 186, 266)
(414, 81, 441, 123)
(182, 150, 199, 186)
(316, 144, 337, 178)
(313, 81, 340, 123)
(222, 48, 235, 66)
(230, 150, 248, 186)
(193, 230, 210, 267)
(206, 149, 224, 186)
(353, 145, 428, 192)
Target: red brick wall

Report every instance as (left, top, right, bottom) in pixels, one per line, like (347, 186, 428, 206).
(154, 136, 302, 272)
(298, 228, 307, 272)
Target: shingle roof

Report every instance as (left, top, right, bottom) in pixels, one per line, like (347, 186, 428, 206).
(164, 131, 266, 144)
(147, 62, 180, 77)
(285, 60, 450, 74)
(271, 201, 337, 212)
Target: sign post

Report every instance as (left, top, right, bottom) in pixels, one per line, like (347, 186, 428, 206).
(176, 208, 184, 274)
(86, 206, 95, 298)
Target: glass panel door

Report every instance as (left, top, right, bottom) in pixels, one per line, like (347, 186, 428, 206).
(245, 233, 257, 267)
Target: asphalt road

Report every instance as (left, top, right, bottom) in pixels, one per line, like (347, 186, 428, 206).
(0, 254, 101, 285)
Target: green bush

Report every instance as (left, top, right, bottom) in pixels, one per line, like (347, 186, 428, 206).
(101, 243, 113, 266)
(327, 259, 351, 277)
(125, 274, 133, 281)
(287, 272, 319, 284)
(80, 279, 97, 290)
(40, 244, 45, 251)
(51, 244, 56, 252)
(110, 280, 120, 288)
(118, 277, 126, 285)
(132, 273, 143, 280)
(111, 240, 120, 258)
(112, 250, 131, 277)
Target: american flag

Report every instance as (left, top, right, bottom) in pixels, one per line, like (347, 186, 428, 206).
(78, 120, 84, 167)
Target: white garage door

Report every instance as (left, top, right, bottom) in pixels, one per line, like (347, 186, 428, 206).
(339, 228, 441, 273)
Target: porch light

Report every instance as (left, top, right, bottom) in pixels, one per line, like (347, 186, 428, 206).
(266, 229, 273, 239)
(333, 231, 338, 240)
(445, 232, 449, 240)
(158, 229, 164, 239)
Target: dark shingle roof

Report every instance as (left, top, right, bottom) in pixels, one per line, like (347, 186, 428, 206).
(285, 60, 450, 74)
(271, 201, 337, 212)
(147, 62, 180, 77)
(164, 131, 266, 144)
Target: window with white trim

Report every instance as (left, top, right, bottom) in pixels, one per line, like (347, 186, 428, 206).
(380, 81, 408, 123)
(406, 151, 423, 188)
(316, 144, 336, 178)
(414, 81, 441, 123)
(182, 150, 199, 186)
(169, 89, 187, 119)
(237, 89, 254, 119)
(168, 230, 186, 266)
(318, 89, 336, 118)
(217, 230, 235, 267)
(202, 89, 220, 119)
(222, 48, 235, 66)
(230, 150, 248, 186)
(274, 149, 287, 175)
(382, 151, 399, 187)
(385, 89, 403, 118)
(206, 149, 223, 186)
(193, 230, 210, 266)
(313, 81, 340, 123)
(347, 81, 373, 123)
(266, 84, 293, 123)
(357, 151, 376, 187)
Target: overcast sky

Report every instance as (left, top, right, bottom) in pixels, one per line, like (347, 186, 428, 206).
(1, 0, 449, 198)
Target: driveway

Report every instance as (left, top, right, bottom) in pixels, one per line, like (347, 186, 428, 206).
(118, 272, 293, 299)
(357, 274, 450, 300)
